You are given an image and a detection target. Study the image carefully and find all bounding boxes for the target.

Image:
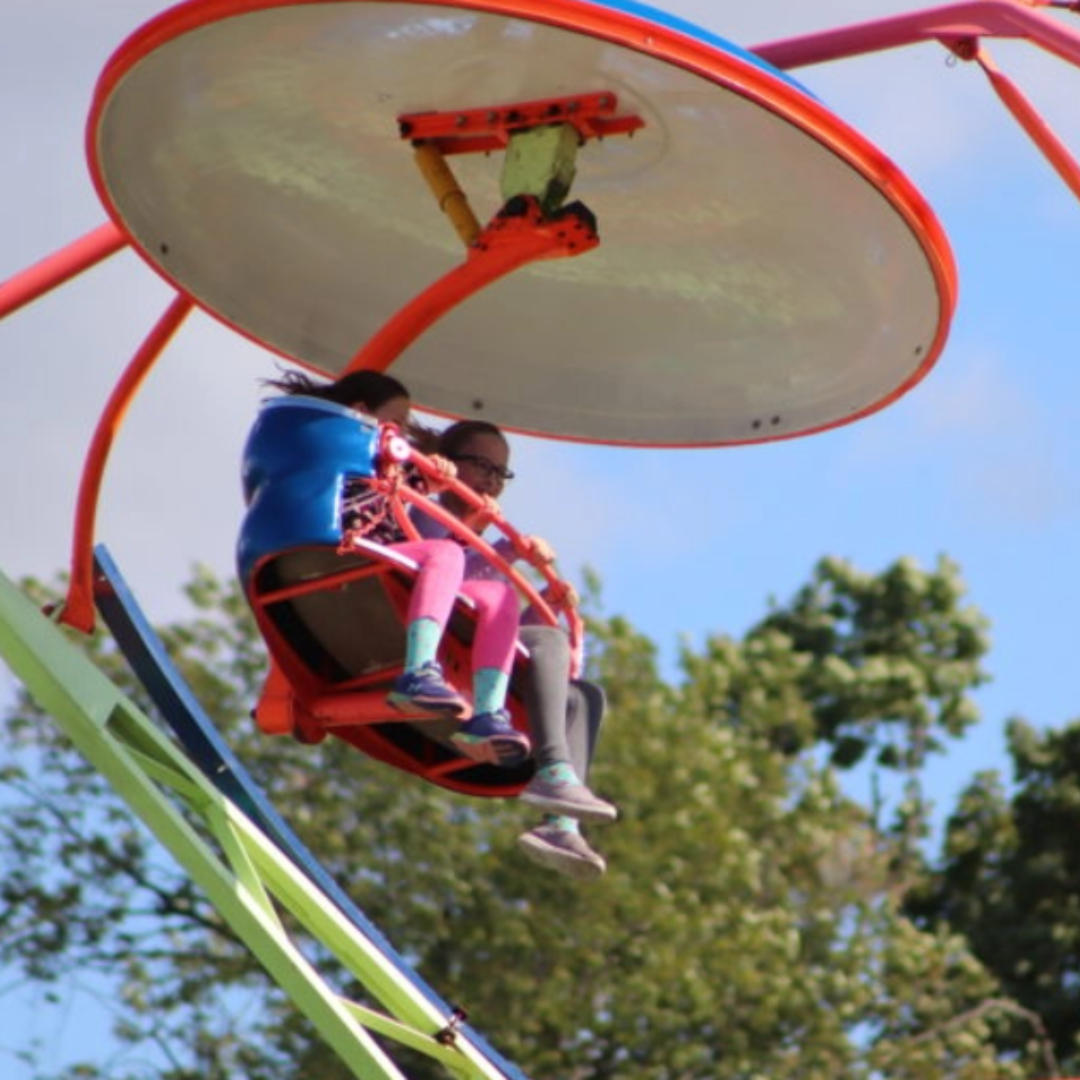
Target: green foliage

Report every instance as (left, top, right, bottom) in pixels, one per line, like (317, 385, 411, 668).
(752, 555, 990, 769)
(0, 558, 1050, 1079)
(909, 719, 1080, 1073)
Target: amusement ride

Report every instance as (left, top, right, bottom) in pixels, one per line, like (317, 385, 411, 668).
(4, 1, 1080, 1076)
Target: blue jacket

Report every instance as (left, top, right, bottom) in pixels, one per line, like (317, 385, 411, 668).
(236, 395, 379, 585)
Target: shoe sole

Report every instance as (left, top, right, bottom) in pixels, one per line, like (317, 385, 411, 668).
(519, 788, 618, 824)
(517, 832, 606, 880)
(452, 733, 531, 767)
(387, 692, 468, 719)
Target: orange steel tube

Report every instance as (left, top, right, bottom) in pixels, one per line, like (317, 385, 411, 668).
(0, 222, 126, 319)
(346, 228, 561, 374)
(413, 143, 482, 246)
(61, 294, 194, 632)
(344, 199, 597, 375)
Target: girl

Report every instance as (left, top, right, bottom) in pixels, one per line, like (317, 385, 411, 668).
(260, 370, 528, 766)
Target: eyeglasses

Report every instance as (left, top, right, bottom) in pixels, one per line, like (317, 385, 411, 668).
(450, 454, 515, 483)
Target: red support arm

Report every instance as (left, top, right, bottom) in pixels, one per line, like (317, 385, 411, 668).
(342, 196, 598, 375)
(61, 294, 194, 632)
(0, 222, 126, 320)
(752, 1, 1080, 227)
(972, 42, 1080, 203)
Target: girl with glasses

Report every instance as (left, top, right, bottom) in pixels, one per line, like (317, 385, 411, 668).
(416, 419, 618, 880)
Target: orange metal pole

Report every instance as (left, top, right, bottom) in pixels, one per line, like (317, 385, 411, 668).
(61, 294, 194, 632)
(413, 143, 482, 247)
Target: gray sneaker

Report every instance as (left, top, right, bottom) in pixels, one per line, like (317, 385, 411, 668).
(519, 776, 618, 823)
(517, 824, 606, 880)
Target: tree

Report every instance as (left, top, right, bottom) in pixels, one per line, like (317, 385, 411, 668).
(0, 558, 1052, 1079)
(908, 718, 1080, 1075)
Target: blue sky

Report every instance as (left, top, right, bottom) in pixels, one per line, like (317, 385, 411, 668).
(4, 0, 1080, 1074)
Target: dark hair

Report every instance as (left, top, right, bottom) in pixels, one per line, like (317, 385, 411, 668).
(263, 368, 409, 412)
(437, 420, 507, 458)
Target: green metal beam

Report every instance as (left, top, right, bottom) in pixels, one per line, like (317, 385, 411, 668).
(0, 569, 510, 1080)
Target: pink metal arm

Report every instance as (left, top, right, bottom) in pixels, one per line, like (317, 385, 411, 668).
(753, 0, 1080, 224)
(969, 42, 1080, 203)
(752, 1, 1080, 71)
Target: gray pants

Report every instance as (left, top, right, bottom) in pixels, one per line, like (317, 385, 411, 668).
(518, 625, 605, 780)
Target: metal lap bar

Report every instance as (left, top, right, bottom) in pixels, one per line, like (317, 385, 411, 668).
(398, 452, 586, 676)
(254, 557, 401, 607)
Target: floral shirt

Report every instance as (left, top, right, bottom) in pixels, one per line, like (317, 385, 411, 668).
(340, 465, 428, 546)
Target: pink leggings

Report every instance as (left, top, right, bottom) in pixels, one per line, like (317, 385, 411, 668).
(392, 539, 519, 675)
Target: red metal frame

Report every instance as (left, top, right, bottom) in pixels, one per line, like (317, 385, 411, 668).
(241, 426, 586, 794)
(398, 90, 644, 153)
(246, 539, 536, 797)
(249, 428, 586, 737)
(248, 546, 476, 709)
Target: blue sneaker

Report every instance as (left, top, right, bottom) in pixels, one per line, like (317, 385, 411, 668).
(452, 710, 531, 766)
(388, 661, 468, 717)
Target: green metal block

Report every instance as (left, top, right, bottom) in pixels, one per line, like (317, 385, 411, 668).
(500, 123, 580, 214)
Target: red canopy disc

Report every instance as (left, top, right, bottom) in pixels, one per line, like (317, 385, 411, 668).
(88, 0, 956, 446)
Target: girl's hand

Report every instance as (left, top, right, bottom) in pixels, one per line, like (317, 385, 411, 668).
(465, 494, 500, 530)
(543, 579, 579, 610)
(524, 535, 557, 565)
(425, 454, 458, 492)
